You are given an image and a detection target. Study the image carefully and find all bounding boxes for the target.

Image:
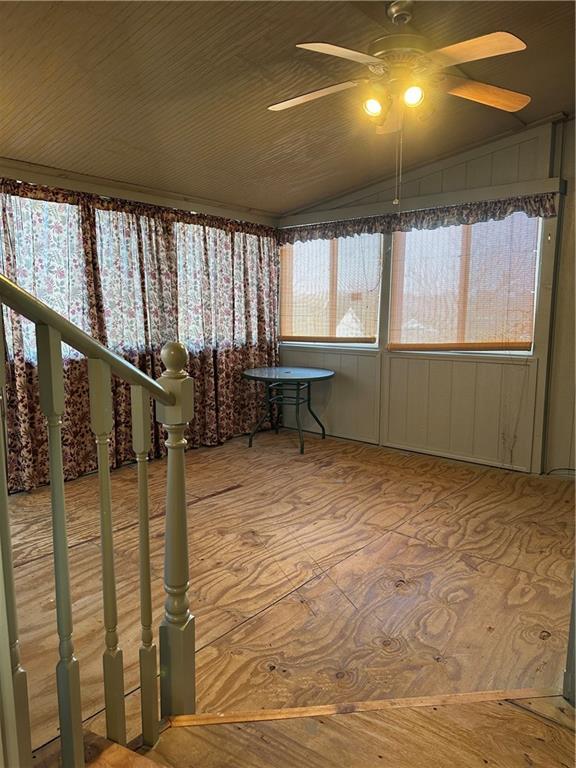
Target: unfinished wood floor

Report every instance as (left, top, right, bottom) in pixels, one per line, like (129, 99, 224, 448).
(9, 431, 575, 750)
(147, 697, 575, 768)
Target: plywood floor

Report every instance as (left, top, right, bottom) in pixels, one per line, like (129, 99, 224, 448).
(147, 698, 575, 768)
(9, 431, 574, 751)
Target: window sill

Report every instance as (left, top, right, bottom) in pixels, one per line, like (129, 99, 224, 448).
(279, 341, 380, 355)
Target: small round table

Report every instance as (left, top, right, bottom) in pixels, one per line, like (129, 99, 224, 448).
(243, 366, 335, 454)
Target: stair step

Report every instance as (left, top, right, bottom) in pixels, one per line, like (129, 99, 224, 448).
(33, 730, 167, 768)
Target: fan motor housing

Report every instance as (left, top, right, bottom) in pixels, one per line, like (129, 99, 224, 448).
(367, 34, 432, 75)
(369, 33, 430, 58)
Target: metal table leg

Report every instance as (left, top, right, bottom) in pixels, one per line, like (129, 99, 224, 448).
(247, 378, 325, 453)
(248, 383, 271, 447)
(269, 383, 280, 434)
(294, 381, 304, 454)
(305, 382, 326, 439)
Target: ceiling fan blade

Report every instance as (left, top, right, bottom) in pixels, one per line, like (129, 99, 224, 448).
(296, 42, 382, 66)
(375, 101, 403, 135)
(427, 32, 527, 68)
(268, 81, 361, 111)
(443, 75, 531, 112)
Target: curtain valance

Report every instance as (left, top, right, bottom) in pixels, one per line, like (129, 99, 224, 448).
(279, 192, 558, 244)
(0, 178, 276, 239)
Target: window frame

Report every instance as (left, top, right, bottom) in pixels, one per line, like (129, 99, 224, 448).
(279, 234, 385, 348)
(385, 215, 543, 356)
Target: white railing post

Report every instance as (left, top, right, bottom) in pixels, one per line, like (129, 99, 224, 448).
(36, 324, 85, 768)
(88, 359, 126, 745)
(0, 555, 18, 768)
(0, 309, 32, 768)
(155, 342, 195, 717)
(130, 385, 159, 745)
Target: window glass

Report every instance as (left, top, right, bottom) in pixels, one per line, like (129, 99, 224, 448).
(388, 213, 540, 351)
(280, 234, 382, 343)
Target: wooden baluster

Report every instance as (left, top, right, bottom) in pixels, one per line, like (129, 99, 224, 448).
(88, 359, 126, 745)
(36, 325, 84, 768)
(0, 317, 32, 767)
(156, 342, 195, 717)
(130, 385, 159, 745)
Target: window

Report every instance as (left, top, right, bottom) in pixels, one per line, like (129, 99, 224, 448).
(96, 209, 179, 353)
(95, 209, 149, 352)
(280, 233, 383, 344)
(388, 212, 540, 352)
(0, 195, 90, 360)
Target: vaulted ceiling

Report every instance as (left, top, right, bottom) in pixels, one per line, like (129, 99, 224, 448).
(0, 1, 573, 217)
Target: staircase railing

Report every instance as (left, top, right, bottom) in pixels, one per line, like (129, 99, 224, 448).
(0, 274, 195, 768)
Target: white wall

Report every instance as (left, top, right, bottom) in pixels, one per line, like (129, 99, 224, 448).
(280, 124, 555, 225)
(280, 346, 380, 444)
(545, 120, 575, 471)
(280, 121, 571, 473)
(381, 354, 538, 472)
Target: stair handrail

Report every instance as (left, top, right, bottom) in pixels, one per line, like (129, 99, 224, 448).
(0, 273, 174, 406)
(0, 270, 195, 767)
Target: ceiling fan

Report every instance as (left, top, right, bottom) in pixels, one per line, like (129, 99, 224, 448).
(268, 0, 531, 133)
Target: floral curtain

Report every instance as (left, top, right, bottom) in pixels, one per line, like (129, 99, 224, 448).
(0, 193, 99, 492)
(0, 180, 278, 493)
(280, 192, 558, 244)
(176, 223, 278, 445)
(94, 208, 178, 470)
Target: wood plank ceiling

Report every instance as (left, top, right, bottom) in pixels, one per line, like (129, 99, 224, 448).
(0, 1, 573, 216)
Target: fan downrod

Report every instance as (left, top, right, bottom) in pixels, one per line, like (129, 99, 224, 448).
(386, 1, 414, 25)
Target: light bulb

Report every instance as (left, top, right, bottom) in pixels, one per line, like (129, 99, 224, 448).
(403, 85, 424, 107)
(363, 98, 383, 117)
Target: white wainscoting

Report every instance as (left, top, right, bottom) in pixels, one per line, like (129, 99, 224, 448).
(279, 345, 381, 444)
(380, 353, 538, 472)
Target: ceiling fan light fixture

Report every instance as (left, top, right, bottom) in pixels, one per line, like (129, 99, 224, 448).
(403, 85, 424, 106)
(363, 97, 383, 117)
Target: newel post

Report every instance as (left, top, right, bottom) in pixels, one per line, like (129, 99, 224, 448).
(156, 342, 195, 717)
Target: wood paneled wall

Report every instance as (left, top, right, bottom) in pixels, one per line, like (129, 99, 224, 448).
(278, 342, 540, 472)
(380, 355, 538, 472)
(545, 120, 575, 471)
(290, 124, 553, 216)
(278, 121, 573, 473)
(278, 347, 380, 444)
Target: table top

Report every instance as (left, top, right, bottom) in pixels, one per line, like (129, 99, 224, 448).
(243, 366, 335, 383)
